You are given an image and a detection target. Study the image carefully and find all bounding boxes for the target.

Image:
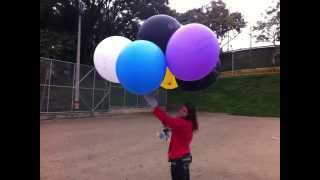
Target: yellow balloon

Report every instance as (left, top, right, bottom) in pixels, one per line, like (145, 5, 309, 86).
(161, 68, 178, 90)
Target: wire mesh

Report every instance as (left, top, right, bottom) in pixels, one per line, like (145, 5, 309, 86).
(40, 57, 167, 113)
(221, 45, 280, 71)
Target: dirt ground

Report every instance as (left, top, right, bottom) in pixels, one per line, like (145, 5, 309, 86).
(40, 112, 279, 180)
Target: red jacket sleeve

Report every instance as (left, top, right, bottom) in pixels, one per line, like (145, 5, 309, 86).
(153, 106, 188, 130)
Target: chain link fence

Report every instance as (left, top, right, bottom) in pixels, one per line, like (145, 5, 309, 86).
(40, 57, 167, 113)
(41, 45, 279, 113)
(220, 45, 280, 72)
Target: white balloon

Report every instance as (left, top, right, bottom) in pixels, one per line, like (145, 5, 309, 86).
(93, 36, 131, 83)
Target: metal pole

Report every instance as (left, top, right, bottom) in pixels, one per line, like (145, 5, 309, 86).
(46, 60, 53, 112)
(108, 82, 111, 110)
(228, 30, 230, 52)
(227, 8, 230, 52)
(249, 25, 252, 49)
(40, 61, 50, 112)
(165, 90, 168, 106)
(249, 25, 252, 64)
(71, 64, 76, 111)
(123, 89, 126, 107)
(91, 70, 96, 111)
(74, 1, 82, 110)
(232, 51, 234, 76)
(136, 95, 139, 107)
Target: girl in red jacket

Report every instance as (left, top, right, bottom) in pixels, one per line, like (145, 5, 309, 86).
(144, 95, 198, 180)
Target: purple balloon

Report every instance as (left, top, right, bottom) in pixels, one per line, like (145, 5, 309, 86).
(166, 23, 220, 81)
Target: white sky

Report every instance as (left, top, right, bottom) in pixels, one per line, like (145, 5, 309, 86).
(168, 0, 279, 51)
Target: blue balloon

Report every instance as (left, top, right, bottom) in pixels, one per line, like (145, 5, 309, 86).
(116, 40, 166, 95)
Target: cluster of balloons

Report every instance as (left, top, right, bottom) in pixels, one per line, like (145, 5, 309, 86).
(94, 14, 220, 95)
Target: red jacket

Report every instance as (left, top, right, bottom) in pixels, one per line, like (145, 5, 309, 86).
(153, 106, 193, 161)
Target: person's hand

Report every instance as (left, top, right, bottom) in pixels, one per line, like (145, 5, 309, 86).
(158, 128, 171, 141)
(144, 93, 158, 108)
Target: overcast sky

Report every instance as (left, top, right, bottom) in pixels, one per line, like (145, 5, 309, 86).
(168, 0, 279, 51)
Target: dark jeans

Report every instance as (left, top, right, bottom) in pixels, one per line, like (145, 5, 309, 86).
(170, 154, 192, 180)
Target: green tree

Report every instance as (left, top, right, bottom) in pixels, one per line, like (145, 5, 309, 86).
(40, 0, 173, 64)
(176, 0, 246, 39)
(40, 29, 76, 59)
(40, 0, 246, 64)
(40, 0, 77, 60)
(253, 1, 280, 45)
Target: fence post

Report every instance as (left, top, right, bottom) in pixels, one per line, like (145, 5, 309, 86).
(46, 60, 53, 112)
(249, 25, 252, 65)
(109, 82, 112, 110)
(231, 51, 234, 76)
(165, 90, 168, 106)
(40, 59, 50, 112)
(136, 95, 139, 107)
(123, 89, 126, 107)
(156, 89, 159, 104)
(91, 69, 96, 111)
(71, 64, 76, 112)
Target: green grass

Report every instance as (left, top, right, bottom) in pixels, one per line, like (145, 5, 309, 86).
(168, 74, 280, 117)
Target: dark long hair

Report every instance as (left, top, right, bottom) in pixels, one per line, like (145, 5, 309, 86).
(184, 102, 198, 132)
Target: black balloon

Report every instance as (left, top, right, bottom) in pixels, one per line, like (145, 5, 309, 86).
(176, 68, 220, 92)
(137, 14, 181, 52)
